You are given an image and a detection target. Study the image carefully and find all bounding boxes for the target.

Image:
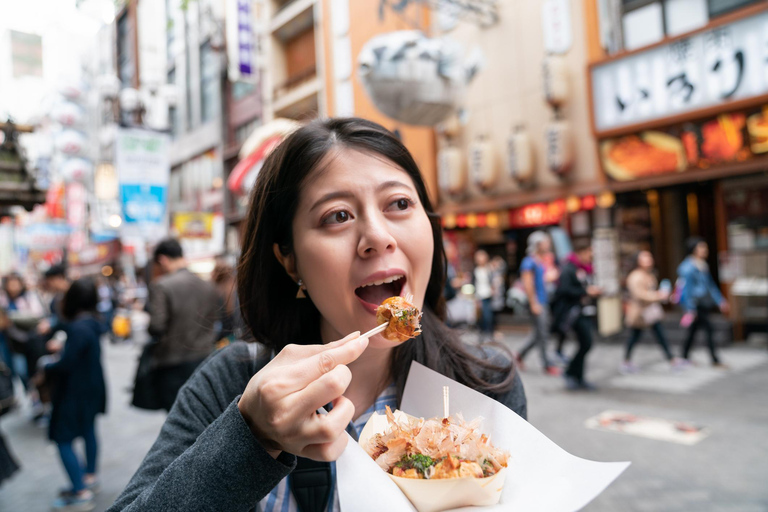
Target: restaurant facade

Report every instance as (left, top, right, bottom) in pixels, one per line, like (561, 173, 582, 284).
(433, 0, 768, 338)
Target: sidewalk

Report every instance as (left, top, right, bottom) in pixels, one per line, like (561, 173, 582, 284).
(0, 341, 165, 512)
(502, 330, 768, 512)
(0, 332, 766, 511)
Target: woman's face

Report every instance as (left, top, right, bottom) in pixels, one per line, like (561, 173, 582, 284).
(694, 242, 709, 259)
(5, 278, 22, 298)
(638, 251, 654, 269)
(287, 149, 434, 348)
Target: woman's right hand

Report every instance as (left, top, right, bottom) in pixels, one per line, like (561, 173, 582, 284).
(237, 332, 369, 462)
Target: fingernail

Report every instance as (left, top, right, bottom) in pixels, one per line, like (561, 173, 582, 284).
(357, 336, 369, 348)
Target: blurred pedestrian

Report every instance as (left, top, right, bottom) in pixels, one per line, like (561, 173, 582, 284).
(96, 277, 116, 341)
(1, 348, 20, 488)
(551, 238, 601, 390)
(0, 273, 47, 402)
(473, 249, 494, 341)
(622, 251, 681, 373)
(515, 231, 560, 375)
(0, 427, 19, 488)
(677, 237, 729, 367)
(43, 277, 106, 511)
(39, 265, 71, 338)
(146, 239, 222, 411)
(211, 259, 242, 343)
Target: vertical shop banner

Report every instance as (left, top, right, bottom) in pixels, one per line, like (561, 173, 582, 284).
(115, 128, 170, 243)
(226, 0, 257, 83)
(593, 228, 623, 337)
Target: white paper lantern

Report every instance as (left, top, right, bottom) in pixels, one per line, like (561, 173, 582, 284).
(60, 158, 93, 182)
(544, 120, 574, 176)
(542, 55, 569, 106)
(507, 128, 535, 185)
(51, 102, 83, 127)
(438, 146, 466, 197)
(469, 138, 498, 191)
(55, 130, 87, 156)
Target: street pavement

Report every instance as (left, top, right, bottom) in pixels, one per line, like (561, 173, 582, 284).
(0, 330, 766, 512)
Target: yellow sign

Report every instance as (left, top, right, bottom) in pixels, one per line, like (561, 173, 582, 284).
(173, 212, 214, 239)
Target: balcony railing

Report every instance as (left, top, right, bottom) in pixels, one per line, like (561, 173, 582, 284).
(273, 65, 317, 100)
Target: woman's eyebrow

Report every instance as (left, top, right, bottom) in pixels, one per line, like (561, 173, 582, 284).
(308, 180, 413, 213)
(309, 190, 355, 213)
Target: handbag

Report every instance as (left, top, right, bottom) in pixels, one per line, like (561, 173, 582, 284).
(131, 340, 163, 411)
(641, 303, 664, 326)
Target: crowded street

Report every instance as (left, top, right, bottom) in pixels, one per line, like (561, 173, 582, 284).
(1, 330, 766, 511)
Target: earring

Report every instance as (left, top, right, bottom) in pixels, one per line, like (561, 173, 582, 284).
(296, 279, 306, 299)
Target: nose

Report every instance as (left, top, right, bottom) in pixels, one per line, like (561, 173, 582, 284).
(357, 210, 397, 258)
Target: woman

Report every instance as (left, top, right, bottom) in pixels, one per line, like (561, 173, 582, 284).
(622, 251, 680, 373)
(677, 237, 729, 367)
(515, 231, 560, 376)
(109, 118, 526, 512)
(473, 249, 495, 341)
(45, 278, 106, 511)
(0, 273, 47, 391)
(551, 239, 601, 390)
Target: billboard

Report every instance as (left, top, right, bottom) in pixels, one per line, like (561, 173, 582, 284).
(10, 30, 42, 78)
(115, 128, 170, 243)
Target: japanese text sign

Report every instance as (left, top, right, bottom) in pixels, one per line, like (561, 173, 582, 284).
(591, 11, 768, 133)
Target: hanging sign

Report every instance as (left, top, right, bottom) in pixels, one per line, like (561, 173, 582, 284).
(591, 10, 768, 133)
(115, 128, 170, 243)
(226, 0, 257, 83)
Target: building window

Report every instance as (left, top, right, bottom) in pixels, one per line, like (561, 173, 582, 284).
(165, 0, 175, 65)
(235, 118, 261, 145)
(232, 81, 256, 101)
(200, 41, 218, 124)
(617, 0, 760, 52)
(708, 0, 760, 17)
(184, 9, 193, 130)
(168, 68, 178, 138)
(116, 12, 134, 88)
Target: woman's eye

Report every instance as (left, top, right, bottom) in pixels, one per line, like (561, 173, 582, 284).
(389, 198, 413, 211)
(323, 210, 351, 225)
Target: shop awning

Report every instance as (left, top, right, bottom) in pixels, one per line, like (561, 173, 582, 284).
(227, 118, 300, 195)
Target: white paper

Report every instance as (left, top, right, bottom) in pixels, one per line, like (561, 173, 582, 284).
(336, 362, 629, 512)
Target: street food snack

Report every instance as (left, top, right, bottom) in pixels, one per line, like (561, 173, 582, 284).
(359, 407, 508, 512)
(601, 132, 686, 181)
(365, 406, 508, 479)
(375, 295, 422, 342)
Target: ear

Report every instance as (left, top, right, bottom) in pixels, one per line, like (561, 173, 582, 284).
(273, 243, 299, 283)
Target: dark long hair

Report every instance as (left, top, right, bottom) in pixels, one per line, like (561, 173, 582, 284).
(236, 117, 514, 403)
(61, 277, 98, 321)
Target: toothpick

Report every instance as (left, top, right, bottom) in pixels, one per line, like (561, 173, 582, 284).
(361, 322, 387, 339)
(443, 386, 450, 419)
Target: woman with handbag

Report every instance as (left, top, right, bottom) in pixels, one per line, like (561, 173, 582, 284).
(622, 251, 682, 374)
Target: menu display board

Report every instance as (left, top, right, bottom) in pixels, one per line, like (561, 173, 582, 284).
(599, 105, 768, 181)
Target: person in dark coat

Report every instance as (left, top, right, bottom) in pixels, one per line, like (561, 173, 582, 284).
(147, 238, 223, 411)
(551, 238, 602, 390)
(44, 277, 106, 511)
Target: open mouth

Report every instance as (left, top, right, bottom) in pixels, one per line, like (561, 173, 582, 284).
(354, 275, 406, 309)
